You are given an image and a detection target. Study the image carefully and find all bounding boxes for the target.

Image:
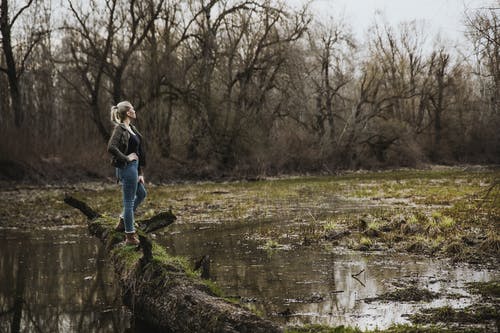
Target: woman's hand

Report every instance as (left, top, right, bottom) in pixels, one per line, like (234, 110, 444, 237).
(127, 153, 138, 161)
(138, 175, 145, 184)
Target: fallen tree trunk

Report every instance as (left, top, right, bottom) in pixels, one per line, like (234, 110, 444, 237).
(64, 195, 282, 333)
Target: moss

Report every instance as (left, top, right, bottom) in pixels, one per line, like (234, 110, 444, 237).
(105, 230, 125, 249)
(149, 242, 192, 275)
(112, 244, 142, 272)
(203, 279, 223, 297)
(222, 296, 241, 305)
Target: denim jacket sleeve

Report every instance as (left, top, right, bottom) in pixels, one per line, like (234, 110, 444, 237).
(107, 126, 129, 163)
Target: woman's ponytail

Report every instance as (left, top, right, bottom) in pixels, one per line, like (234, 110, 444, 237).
(110, 105, 120, 124)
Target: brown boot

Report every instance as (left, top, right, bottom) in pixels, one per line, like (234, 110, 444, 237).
(114, 217, 125, 232)
(125, 232, 140, 246)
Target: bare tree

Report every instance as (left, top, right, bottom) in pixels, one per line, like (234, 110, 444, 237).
(335, 22, 423, 167)
(427, 47, 452, 157)
(0, 0, 48, 127)
(216, 1, 309, 166)
(181, 0, 309, 167)
(307, 19, 354, 146)
(59, 0, 163, 141)
(59, 0, 118, 141)
(137, 1, 178, 158)
(105, 0, 165, 104)
(465, 4, 499, 114)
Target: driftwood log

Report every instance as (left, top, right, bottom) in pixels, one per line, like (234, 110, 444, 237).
(64, 195, 282, 333)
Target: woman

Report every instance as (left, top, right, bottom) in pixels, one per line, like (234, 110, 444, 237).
(107, 101, 147, 245)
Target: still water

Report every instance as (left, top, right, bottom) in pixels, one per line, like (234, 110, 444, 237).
(0, 220, 497, 332)
(0, 227, 131, 333)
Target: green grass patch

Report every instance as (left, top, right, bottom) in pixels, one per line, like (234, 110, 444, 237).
(203, 278, 223, 297)
(263, 239, 280, 250)
(359, 236, 373, 246)
(111, 244, 142, 271)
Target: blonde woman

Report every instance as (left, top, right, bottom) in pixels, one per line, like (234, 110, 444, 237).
(107, 101, 147, 245)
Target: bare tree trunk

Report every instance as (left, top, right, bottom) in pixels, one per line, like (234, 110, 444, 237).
(429, 49, 450, 159)
(0, 0, 23, 127)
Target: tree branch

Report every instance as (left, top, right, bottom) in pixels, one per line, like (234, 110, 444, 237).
(63, 195, 101, 220)
(10, 0, 35, 27)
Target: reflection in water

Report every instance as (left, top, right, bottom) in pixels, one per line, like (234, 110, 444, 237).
(160, 220, 498, 330)
(0, 218, 497, 332)
(0, 228, 130, 333)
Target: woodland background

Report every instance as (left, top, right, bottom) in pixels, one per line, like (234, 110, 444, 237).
(0, 0, 499, 181)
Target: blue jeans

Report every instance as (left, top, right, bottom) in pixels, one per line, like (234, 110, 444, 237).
(116, 160, 147, 233)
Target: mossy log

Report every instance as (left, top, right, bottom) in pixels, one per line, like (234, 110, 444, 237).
(64, 195, 282, 333)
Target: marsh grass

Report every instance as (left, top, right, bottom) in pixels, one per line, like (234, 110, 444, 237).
(466, 280, 500, 299)
(409, 305, 498, 325)
(180, 169, 494, 262)
(359, 236, 373, 247)
(323, 220, 341, 231)
(2, 168, 497, 263)
(365, 287, 439, 302)
(263, 239, 280, 250)
(285, 324, 489, 333)
(479, 231, 500, 255)
(65, 169, 498, 264)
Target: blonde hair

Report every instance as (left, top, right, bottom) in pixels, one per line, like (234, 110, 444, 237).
(110, 101, 133, 124)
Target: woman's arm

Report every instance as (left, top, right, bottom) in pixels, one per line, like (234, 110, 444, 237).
(107, 126, 130, 162)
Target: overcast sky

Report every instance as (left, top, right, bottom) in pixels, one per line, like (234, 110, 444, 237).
(287, 0, 495, 45)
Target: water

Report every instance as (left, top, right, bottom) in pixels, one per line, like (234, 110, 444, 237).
(160, 219, 498, 330)
(0, 220, 497, 332)
(0, 227, 131, 333)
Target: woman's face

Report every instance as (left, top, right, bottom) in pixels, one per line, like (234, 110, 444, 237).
(126, 106, 136, 120)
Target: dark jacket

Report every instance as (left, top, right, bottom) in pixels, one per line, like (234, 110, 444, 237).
(107, 123, 146, 175)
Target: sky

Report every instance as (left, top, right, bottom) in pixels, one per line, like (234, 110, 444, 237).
(287, 0, 495, 46)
